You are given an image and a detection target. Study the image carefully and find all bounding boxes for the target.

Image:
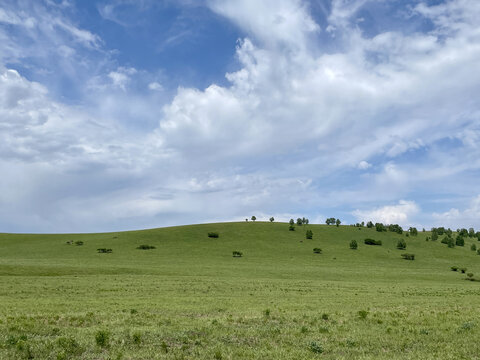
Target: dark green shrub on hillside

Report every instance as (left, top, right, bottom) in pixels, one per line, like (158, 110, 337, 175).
(477, 249, 480, 255)
(74, 240, 84, 246)
(401, 253, 415, 260)
(409, 227, 418, 236)
(388, 224, 403, 234)
(306, 230, 313, 239)
(313, 248, 322, 254)
(455, 236, 465, 246)
(397, 239, 406, 250)
(208, 232, 219, 238)
(458, 228, 468, 236)
(451, 266, 458, 271)
(358, 310, 369, 319)
(349, 239, 358, 249)
(460, 268, 467, 274)
(97, 248, 112, 253)
(289, 225, 295, 231)
(431, 232, 438, 241)
(297, 218, 303, 226)
(137, 244, 156, 250)
(468, 228, 475, 237)
(447, 238, 455, 248)
(309, 341, 324, 354)
(364, 238, 382, 246)
(471, 244, 477, 251)
(467, 273, 474, 279)
(232, 251, 243, 257)
(289, 219, 295, 225)
(375, 223, 386, 232)
(441, 236, 449, 244)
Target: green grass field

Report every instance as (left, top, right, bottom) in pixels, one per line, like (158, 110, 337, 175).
(1, 222, 480, 359)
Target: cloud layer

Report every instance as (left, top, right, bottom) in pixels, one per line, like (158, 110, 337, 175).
(0, 0, 479, 232)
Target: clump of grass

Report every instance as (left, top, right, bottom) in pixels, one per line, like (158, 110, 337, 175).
(321, 313, 329, 321)
(313, 248, 322, 254)
(308, 341, 324, 354)
(358, 310, 369, 319)
(132, 331, 142, 344)
(364, 238, 382, 246)
(208, 232, 219, 238)
(95, 330, 110, 347)
(214, 350, 223, 359)
(136, 244, 156, 250)
(74, 240, 84, 246)
(57, 336, 84, 358)
(160, 341, 169, 353)
(97, 248, 112, 253)
(263, 308, 271, 317)
(401, 253, 415, 260)
(232, 251, 243, 257)
(306, 229, 313, 239)
(460, 268, 467, 274)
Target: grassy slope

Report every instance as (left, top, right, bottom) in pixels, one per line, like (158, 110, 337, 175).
(0, 222, 479, 359)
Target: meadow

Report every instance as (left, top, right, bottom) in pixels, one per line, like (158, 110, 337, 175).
(0, 222, 479, 359)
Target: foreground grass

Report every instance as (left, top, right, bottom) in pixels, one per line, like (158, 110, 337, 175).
(0, 222, 479, 359)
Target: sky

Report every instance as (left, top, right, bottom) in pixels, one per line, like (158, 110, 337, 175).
(1, 0, 480, 233)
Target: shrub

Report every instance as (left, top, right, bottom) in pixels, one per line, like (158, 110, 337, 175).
(364, 238, 382, 246)
(313, 248, 322, 254)
(321, 313, 329, 320)
(358, 310, 369, 319)
(309, 341, 324, 354)
(349, 239, 358, 249)
(232, 251, 243, 257)
(467, 273, 474, 278)
(451, 266, 458, 271)
(289, 225, 295, 231)
(447, 238, 455, 248)
(396, 239, 406, 250)
(456, 236, 465, 246)
(477, 249, 480, 255)
(460, 268, 467, 274)
(74, 241, 84, 246)
(95, 330, 110, 347)
(97, 248, 112, 253)
(401, 253, 415, 260)
(306, 230, 313, 239)
(136, 244, 156, 250)
(471, 244, 477, 251)
(208, 232, 219, 238)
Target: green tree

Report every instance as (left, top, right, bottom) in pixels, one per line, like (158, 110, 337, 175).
(297, 218, 303, 226)
(251, 216, 256, 222)
(269, 217, 274, 222)
(306, 230, 313, 239)
(335, 219, 341, 227)
(349, 239, 358, 249)
(366, 221, 374, 228)
(289, 219, 295, 226)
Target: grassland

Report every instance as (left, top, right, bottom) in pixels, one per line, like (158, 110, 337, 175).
(1, 222, 480, 359)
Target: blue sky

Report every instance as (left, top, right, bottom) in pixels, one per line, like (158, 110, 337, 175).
(1, 0, 480, 232)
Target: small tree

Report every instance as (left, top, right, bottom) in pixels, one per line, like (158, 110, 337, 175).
(349, 239, 358, 249)
(397, 239, 407, 250)
(313, 248, 322, 254)
(289, 224, 295, 231)
(366, 221, 374, 228)
(335, 219, 341, 227)
(269, 217, 274, 222)
(306, 230, 313, 239)
(471, 244, 477, 251)
(251, 216, 256, 222)
(297, 218, 303, 226)
(456, 235, 465, 246)
(289, 219, 295, 226)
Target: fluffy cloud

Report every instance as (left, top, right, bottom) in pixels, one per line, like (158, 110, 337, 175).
(352, 200, 420, 227)
(432, 195, 480, 229)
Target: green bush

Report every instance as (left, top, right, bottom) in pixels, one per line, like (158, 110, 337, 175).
(460, 268, 467, 274)
(451, 266, 459, 271)
(309, 341, 324, 354)
(358, 310, 369, 319)
(95, 330, 110, 347)
(349, 239, 358, 249)
(136, 244, 156, 250)
(401, 253, 415, 260)
(364, 238, 382, 246)
(396, 239, 406, 250)
(471, 244, 477, 251)
(467, 273, 474, 279)
(74, 241, 84, 246)
(289, 224, 295, 231)
(313, 248, 322, 254)
(97, 248, 112, 253)
(208, 232, 219, 238)
(306, 229, 313, 239)
(232, 251, 243, 257)
(477, 249, 480, 255)
(456, 236, 465, 246)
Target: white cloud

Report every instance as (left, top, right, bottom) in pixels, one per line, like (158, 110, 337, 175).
(357, 160, 371, 170)
(432, 195, 480, 229)
(148, 82, 163, 91)
(353, 200, 420, 226)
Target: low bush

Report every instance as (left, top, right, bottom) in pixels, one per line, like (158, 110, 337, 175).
(97, 248, 112, 253)
(349, 239, 358, 250)
(364, 238, 382, 246)
(313, 248, 322, 254)
(308, 341, 324, 354)
(471, 244, 477, 251)
(208, 232, 219, 238)
(136, 244, 156, 250)
(396, 239, 406, 250)
(467, 273, 474, 279)
(74, 241, 84, 246)
(456, 236, 465, 246)
(95, 330, 110, 347)
(451, 266, 459, 271)
(460, 268, 467, 274)
(477, 249, 480, 255)
(401, 253, 415, 260)
(358, 310, 369, 319)
(306, 229, 313, 239)
(232, 251, 243, 257)
(289, 225, 295, 231)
